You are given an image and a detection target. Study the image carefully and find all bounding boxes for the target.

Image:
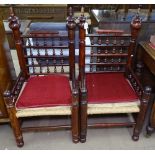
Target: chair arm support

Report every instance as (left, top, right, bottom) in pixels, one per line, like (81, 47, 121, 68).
(126, 67, 144, 98)
(3, 71, 25, 107)
(141, 86, 152, 105)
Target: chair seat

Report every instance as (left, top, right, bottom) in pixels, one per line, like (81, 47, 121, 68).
(86, 73, 138, 104)
(16, 75, 72, 109)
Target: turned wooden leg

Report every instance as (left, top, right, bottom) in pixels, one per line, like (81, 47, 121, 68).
(72, 105, 79, 143)
(9, 110, 24, 147)
(80, 103, 87, 143)
(132, 86, 152, 141)
(146, 125, 155, 137)
(80, 89, 87, 143)
(4, 91, 24, 147)
(71, 90, 79, 143)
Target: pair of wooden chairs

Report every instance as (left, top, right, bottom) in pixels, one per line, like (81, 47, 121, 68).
(4, 7, 152, 147)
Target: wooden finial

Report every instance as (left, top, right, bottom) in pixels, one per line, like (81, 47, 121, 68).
(79, 6, 86, 28)
(66, 7, 76, 30)
(8, 6, 20, 30)
(131, 14, 142, 30)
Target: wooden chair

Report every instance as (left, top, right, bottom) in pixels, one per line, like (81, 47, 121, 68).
(78, 13, 152, 142)
(3, 7, 79, 147)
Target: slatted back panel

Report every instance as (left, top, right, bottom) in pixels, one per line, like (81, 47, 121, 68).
(85, 31, 131, 73)
(21, 32, 70, 75)
(9, 7, 76, 81)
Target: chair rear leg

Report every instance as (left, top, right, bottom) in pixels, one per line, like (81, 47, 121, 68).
(72, 104, 79, 143)
(132, 86, 152, 141)
(80, 103, 87, 143)
(4, 91, 24, 147)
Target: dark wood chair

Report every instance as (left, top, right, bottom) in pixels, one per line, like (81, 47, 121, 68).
(3, 7, 79, 147)
(78, 13, 152, 143)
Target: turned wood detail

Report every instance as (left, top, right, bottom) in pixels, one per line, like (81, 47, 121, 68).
(78, 12, 141, 73)
(6, 6, 80, 146)
(127, 14, 142, 68)
(8, 7, 29, 79)
(66, 7, 76, 87)
(78, 7, 151, 143)
(132, 86, 152, 141)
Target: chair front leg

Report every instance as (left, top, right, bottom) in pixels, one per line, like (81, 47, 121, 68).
(71, 89, 79, 143)
(132, 86, 152, 141)
(4, 91, 24, 147)
(80, 88, 87, 143)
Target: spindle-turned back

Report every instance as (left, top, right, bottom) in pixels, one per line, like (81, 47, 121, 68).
(8, 7, 76, 81)
(79, 14, 142, 74)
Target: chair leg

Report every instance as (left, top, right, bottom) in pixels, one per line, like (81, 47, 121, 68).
(72, 104, 79, 143)
(3, 91, 24, 147)
(146, 125, 154, 137)
(80, 103, 87, 143)
(8, 108, 24, 147)
(132, 104, 147, 141)
(132, 86, 152, 141)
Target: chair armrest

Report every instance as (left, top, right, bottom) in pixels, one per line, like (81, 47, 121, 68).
(3, 71, 25, 107)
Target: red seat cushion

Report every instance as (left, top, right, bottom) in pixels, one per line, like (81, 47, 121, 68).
(16, 75, 72, 109)
(86, 73, 138, 104)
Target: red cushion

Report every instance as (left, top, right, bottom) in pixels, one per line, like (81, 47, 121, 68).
(86, 73, 138, 104)
(16, 75, 72, 109)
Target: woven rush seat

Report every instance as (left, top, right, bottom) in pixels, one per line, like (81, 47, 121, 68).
(16, 75, 72, 117)
(86, 73, 140, 114)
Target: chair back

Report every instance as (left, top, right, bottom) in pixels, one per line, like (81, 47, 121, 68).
(79, 13, 142, 76)
(8, 7, 76, 83)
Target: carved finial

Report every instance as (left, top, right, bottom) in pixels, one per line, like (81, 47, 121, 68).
(131, 13, 142, 30)
(66, 7, 76, 30)
(8, 6, 20, 30)
(78, 7, 86, 29)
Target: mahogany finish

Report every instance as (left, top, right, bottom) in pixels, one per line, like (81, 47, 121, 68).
(78, 12, 152, 142)
(0, 20, 13, 123)
(3, 7, 79, 147)
(136, 42, 155, 137)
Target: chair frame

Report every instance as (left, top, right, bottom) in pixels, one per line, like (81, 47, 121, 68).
(78, 13, 152, 143)
(3, 7, 79, 147)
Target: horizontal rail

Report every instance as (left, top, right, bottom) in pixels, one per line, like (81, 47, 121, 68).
(26, 64, 69, 67)
(86, 44, 129, 47)
(88, 122, 135, 128)
(86, 70, 125, 73)
(87, 34, 131, 37)
(85, 53, 128, 57)
(28, 72, 70, 75)
(21, 35, 68, 38)
(22, 45, 68, 49)
(86, 62, 126, 65)
(21, 125, 71, 132)
(24, 55, 69, 58)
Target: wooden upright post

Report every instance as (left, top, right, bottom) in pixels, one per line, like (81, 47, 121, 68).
(8, 7, 29, 79)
